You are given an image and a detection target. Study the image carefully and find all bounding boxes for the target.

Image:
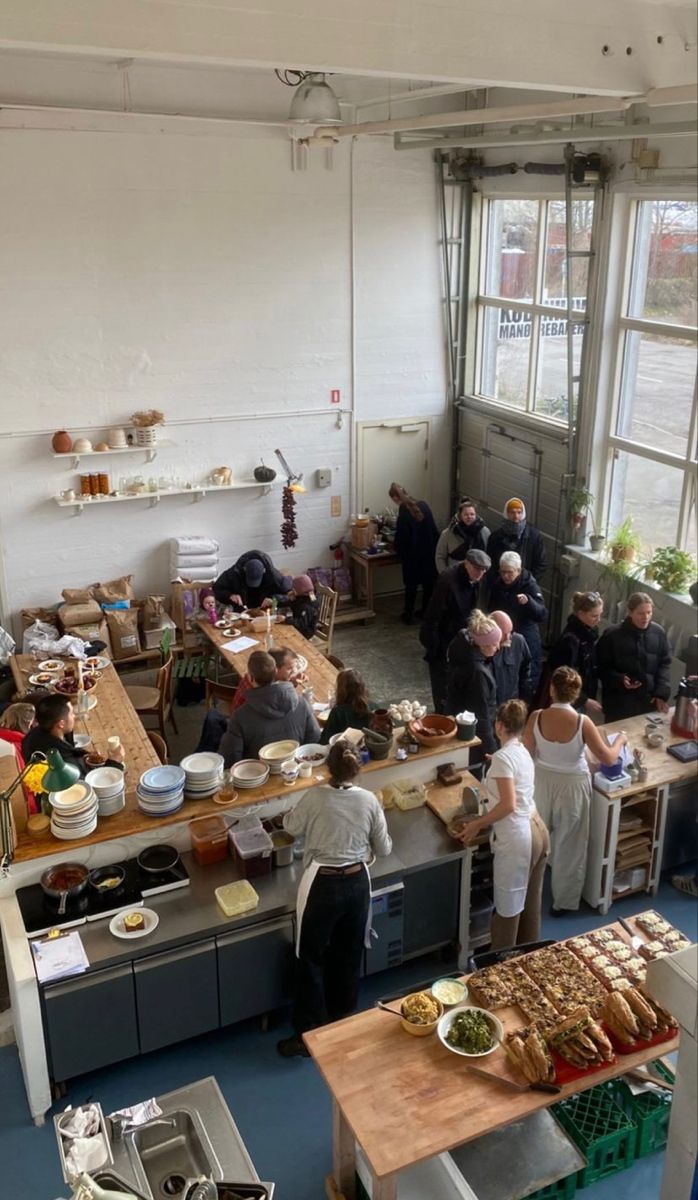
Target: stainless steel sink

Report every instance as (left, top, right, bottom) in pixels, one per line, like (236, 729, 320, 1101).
(126, 1110, 221, 1199)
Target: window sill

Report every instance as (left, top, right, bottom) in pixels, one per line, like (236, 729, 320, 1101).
(566, 545, 696, 609)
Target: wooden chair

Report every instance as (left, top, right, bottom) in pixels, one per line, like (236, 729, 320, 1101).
(147, 730, 169, 764)
(125, 655, 178, 742)
(311, 584, 338, 658)
(205, 679, 238, 713)
(326, 653, 345, 671)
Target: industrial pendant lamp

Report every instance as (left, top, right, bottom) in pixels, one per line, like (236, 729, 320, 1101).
(288, 73, 341, 124)
(42, 750, 81, 794)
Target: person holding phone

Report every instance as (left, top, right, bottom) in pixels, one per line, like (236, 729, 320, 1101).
(597, 592, 672, 722)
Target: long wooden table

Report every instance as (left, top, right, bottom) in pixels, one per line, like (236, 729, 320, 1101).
(196, 618, 338, 702)
(305, 921, 681, 1200)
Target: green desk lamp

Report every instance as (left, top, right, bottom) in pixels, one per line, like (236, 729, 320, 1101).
(42, 750, 81, 794)
(0, 750, 81, 871)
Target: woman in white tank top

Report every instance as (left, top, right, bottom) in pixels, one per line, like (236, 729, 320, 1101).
(525, 666, 627, 914)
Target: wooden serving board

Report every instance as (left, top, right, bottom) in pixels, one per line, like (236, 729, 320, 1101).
(426, 772, 481, 826)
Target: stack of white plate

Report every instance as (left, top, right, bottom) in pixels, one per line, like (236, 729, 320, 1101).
(232, 760, 270, 789)
(136, 765, 186, 816)
(49, 781, 98, 839)
(85, 766, 126, 816)
(180, 752, 224, 798)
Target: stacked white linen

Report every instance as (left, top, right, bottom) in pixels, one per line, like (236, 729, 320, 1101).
(169, 535, 219, 583)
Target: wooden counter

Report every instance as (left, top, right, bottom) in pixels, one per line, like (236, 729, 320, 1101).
(598, 712, 697, 795)
(306, 920, 681, 1199)
(196, 619, 338, 701)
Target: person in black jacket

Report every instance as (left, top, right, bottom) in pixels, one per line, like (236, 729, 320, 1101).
(546, 591, 604, 715)
(490, 610, 533, 703)
(597, 592, 672, 722)
(488, 552, 547, 693)
(435, 497, 490, 574)
(486, 497, 546, 584)
(213, 550, 290, 609)
(23, 694, 125, 776)
(419, 549, 491, 713)
(446, 611, 502, 761)
(278, 575, 320, 640)
(388, 482, 440, 624)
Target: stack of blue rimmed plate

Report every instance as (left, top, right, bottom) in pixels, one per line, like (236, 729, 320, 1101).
(180, 752, 224, 798)
(136, 765, 186, 816)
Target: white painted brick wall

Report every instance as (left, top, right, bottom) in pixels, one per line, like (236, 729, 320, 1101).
(0, 126, 447, 628)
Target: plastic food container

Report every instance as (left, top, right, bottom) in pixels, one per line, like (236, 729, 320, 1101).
(230, 825, 273, 877)
(190, 815, 230, 866)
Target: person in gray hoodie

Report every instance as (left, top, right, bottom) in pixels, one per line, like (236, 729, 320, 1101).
(220, 650, 321, 767)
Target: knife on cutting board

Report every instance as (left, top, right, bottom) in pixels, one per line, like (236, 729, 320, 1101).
(618, 916, 644, 952)
(466, 1063, 561, 1094)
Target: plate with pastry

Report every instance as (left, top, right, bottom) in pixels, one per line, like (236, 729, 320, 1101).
(109, 907, 159, 940)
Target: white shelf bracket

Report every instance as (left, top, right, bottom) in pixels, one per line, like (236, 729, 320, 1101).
(71, 455, 80, 469)
(145, 449, 157, 463)
(148, 494, 160, 507)
(193, 490, 205, 503)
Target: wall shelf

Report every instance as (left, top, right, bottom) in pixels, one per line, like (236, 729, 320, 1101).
(54, 480, 274, 514)
(52, 441, 176, 468)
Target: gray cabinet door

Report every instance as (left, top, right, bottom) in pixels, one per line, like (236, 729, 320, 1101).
(134, 939, 219, 1053)
(402, 860, 460, 956)
(43, 963, 138, 1081)
(218, 916, 294, 1026)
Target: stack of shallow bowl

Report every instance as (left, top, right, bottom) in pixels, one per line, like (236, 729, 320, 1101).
(85, 767, 125, 816)
(259, 740, 300, 775)
(49, 781, 98, 840)
(232, 760, 270, 790)
(180, 752, 224, 798)
(136, 765, 186, 816)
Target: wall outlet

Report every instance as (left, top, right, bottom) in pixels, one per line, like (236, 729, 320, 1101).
(330, 495, 341, 517)
(316, 468, 332, 488)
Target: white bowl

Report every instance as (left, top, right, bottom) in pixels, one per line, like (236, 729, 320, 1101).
(73, 733, 91, 750)
(437, 1005, 503, 1058)
(259, 740, 300, 773)
(85, 767, 124, 796)
(295, 743, 329, 766)
(232, 759, 270, 785)
(328, 731, 365, 748)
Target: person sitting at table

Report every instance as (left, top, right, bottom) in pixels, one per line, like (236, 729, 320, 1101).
(22, 694, 125, 776)
(455, 700, 550, 950)
(435, 496, 490, 574)
(277, 740, 392, 1058)
(212, 550, 291, 610)
(596, 592, 672, 722)
(277, 575, 320, 639)
(0, 703, 38, 812)
(388, 482, 440, 624)
(196, 647, 300, 753)
(490, 610, 533, 704)
(219, 650, 320, 766)
(320, 669, 377, 745)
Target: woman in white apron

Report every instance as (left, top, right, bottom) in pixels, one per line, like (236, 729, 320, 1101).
(277, 741, 392, 1058)
(456, 699, 550, 950)
(524, 666, 628, 915)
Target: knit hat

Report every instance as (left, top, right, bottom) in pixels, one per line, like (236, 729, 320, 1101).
(292, 574, 314, 596)
(465, 548, 491, 570)
(470, 624, 503, 649)
(505, 497, 526, 517)
(244, 558, 265, 587)
(199, 587, 215, 605)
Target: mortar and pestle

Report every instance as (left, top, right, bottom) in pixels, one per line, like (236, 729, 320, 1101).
(362, 727, 393, 760)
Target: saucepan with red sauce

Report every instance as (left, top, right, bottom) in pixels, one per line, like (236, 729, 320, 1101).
(40, 862, 89, 915)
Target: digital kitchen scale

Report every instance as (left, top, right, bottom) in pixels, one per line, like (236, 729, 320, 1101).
(593, 770, 633, 794)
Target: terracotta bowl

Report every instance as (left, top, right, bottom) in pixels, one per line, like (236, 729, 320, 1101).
(407, 715, 457, 748)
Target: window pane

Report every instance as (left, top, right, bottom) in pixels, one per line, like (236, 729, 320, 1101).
(609, 450, 684, 549)
(534, 325, 583, 423)
(616, 330, 697, 456)
(479, 306, 531, 409)
(627, 200, 698, 327)
(484, 199, 538, 301)
(543, 199, 593, 304)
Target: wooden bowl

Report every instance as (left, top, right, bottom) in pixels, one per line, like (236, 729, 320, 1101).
(407, 715, 457, 748)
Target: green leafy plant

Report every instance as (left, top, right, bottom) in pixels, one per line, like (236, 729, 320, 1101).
(569, 486, 594, 518)
(646, 546, 697, 594)
(607, 517, 642, 572)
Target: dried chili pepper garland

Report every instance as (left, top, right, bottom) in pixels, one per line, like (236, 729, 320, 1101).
(281, 484, 298, 549)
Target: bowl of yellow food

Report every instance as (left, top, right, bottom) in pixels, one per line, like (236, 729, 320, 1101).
(400, 991, 443, 1037)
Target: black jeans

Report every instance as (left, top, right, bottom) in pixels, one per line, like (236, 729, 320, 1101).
(403, 576, 436, 620)
(428, 659, 449, 714)
(293, 868, 369, 1034)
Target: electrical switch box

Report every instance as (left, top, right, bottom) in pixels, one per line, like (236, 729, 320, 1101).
(316, 468, 332, 488)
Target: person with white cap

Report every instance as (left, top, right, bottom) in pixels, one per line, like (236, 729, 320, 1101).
(488, 551, 547, 693)
(212, 549, 291, 610)
(419, 548, 491, 713)
(486, 497, 546, 583)
(446, 610, 502, 760)
(490, 610, 533, 704)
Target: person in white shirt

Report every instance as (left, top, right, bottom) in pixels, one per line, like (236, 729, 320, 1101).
(277, 742, 392, 1058)
(456, 699, 550, 950)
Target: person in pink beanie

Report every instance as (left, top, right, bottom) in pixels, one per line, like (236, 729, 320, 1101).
(446, 610, 503, 764)
(278, 574, 320, 640)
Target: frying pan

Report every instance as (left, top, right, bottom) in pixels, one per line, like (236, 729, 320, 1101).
(40, 862, 89, 915)
(89, 864, 126, 894)
(137, 844, 180, 875)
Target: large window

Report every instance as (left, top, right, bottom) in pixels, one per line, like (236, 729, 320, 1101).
(476, 197, 594, 421)
(608, 199, 697, 552)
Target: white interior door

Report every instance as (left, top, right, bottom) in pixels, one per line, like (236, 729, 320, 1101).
(358, 420, 431, 515)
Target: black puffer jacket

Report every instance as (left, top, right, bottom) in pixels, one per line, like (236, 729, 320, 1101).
(547, 614, 599, 709)
(213, 550, 290, 608)
(487, 523, 547, 582)
(597, 618, 672, 722)
(445, 631, 498, 754)
(487, 569, 547, 691)
(419, 565, 483, 663)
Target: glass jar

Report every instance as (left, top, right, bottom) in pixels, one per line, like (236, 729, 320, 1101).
(80, 475, 91, 497)
(89, 473, 99, 495)
(98, 473, 110, 495)
(148, 477, 158, 493)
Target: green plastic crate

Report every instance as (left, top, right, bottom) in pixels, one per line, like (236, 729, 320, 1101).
(553, 1086, 637, 1189)
(604, 1064, 674, 1158)
(524, 1171, 577, 1200)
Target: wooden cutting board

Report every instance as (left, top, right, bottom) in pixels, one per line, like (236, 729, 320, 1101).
(426, 771, 482, 826)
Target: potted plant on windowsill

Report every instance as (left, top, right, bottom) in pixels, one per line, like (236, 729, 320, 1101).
(569, 485, 594, 546)
(645, 546, 697, 595)
(588, 511, 606, 555)
(606, 516, 642, 573)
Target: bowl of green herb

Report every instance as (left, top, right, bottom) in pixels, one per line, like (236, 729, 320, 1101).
(437, 1005, 503, 1058)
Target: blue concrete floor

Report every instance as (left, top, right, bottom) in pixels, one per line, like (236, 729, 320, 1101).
(3, 873, 696, 1199)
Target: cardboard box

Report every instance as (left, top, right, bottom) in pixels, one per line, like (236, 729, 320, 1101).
(143, 614, 177, 649)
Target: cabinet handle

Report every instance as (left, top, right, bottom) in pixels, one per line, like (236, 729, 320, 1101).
(217, 916, 293, 949)
(44, 962, 134, 998)
(134, 939, 215, 973)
